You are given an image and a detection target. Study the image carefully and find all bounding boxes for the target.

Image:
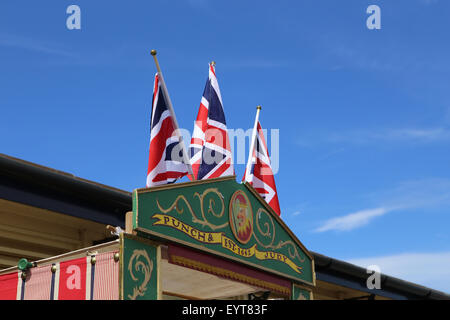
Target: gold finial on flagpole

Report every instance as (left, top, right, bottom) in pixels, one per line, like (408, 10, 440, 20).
(210, 61, 216, 67)
(150, 49, 162, 74)
(257, 105, 262, 110)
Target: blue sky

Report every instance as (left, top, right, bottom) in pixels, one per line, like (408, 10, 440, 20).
(1, 1, 449, 292)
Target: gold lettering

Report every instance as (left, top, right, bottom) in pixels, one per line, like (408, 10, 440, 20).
(152, 214, 303, 274)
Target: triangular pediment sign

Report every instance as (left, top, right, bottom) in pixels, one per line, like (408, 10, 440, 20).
(132, 176, 314, 286)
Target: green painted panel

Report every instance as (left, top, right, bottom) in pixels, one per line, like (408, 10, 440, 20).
(121, 235, 160, 300)
(292, 285, 312, 300)
(133, 177, 314, 285)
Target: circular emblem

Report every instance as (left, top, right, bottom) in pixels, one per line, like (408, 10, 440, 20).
(229, 190, 253, 244)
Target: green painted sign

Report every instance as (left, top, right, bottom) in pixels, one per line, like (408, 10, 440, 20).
(120, 234, 160, 300)
(132, 176, 314, 286)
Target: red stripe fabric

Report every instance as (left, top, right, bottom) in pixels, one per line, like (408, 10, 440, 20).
(147, 116, 175, 176)
(58, 257, 88, 300)
(93, 251, 119, 300)
(205, 126, 230, 150)
(0, 252, 120, 300)
(208, 162, 231, 179)
(209, 64, 216, 77)
(196, 105, 209, 131)
(256, 122, 269, 152)
(152, 74, 159, 112)
(0, 272, 19, 300)
(191, 137, 204, 146)
(153, 170, 188, 183)
(23, 265, 52, 300)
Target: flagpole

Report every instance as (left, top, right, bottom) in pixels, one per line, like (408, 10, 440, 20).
(150, 49, 195, 181)
(244, 105, 261, 182)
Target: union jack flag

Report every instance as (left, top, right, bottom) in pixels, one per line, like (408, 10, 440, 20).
(189, 63, 234, 180)
(243, 120, 281, 216)
(146, 73, 190, 187)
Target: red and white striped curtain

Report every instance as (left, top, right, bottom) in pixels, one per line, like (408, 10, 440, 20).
(0, 251, 119, 300)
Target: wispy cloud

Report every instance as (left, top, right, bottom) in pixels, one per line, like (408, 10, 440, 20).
(327, 127, 450, 144)
(445, 107, 450, 125)
(314, 178, 450, 233)
(218, 58, 290, 69)
(292, 210, 302, 217)
(419, 0, 439, 5)
(317, 147, 346, 161)
(330, 45, 400, 72)
(314, 207, 393, 232)
(296, 126, 450, 148)
(368, 178, 450, 210)
(317, 24, 449, 75)
(0, 33, 76, 58)
(348, 251, 450, 293)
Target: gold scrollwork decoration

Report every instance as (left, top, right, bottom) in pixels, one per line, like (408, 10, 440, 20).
(253, 208, 305, 263)
(127, 249, 153, 300)
(156, 188, 228, 231)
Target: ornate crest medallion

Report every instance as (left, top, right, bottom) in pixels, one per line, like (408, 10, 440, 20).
(229, 190, 253, 244)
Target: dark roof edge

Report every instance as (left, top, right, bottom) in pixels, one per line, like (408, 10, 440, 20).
(312, 251, 450, 300)
(0, 153, 131, 208)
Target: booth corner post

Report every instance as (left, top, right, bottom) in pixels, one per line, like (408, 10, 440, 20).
(119, 233, 162, 300)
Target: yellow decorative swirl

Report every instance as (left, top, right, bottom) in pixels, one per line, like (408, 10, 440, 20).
(127, 249, 153, 300)
(156, 188, 228, 231)
(253, 208, 305, 263)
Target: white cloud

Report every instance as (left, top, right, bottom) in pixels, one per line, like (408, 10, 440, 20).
(348, 252, 450, 293)
(314, 178, 450, 233)
(314, 207, 392, 232)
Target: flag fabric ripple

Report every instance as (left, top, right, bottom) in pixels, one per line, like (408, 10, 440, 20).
(243, 121, 281, 216)
(189, 63, 234, 180)
(146, 73, 189, 187)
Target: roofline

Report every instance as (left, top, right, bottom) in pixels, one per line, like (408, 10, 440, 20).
(0, 153, 131, 199)
(312, 251, 450, 300)
(1, 153, 449, 300)
(0, 153, 130, 226)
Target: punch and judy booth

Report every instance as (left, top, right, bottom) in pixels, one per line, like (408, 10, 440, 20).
(0, 177, 315, 300)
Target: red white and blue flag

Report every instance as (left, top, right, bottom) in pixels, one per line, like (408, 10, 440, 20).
(146, 73, 190, 187)
(189, 63, 234, 180)
(243, 119, 281, 216)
